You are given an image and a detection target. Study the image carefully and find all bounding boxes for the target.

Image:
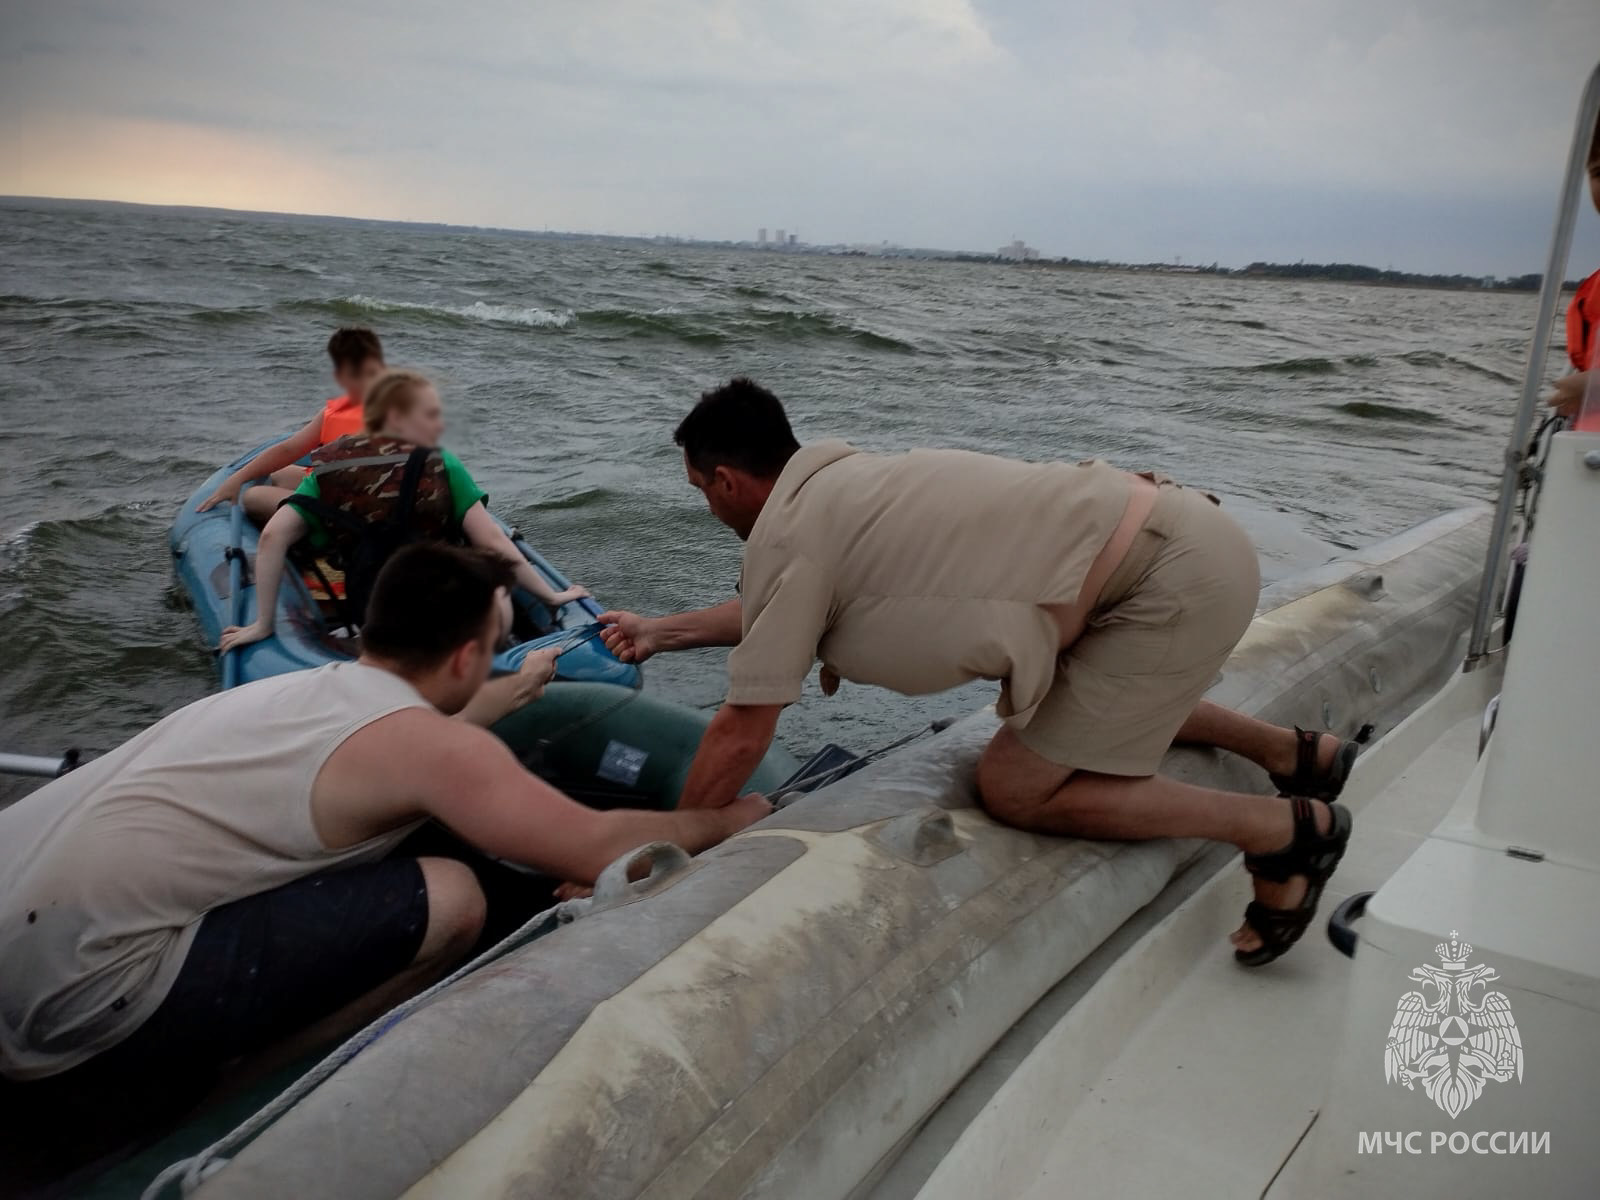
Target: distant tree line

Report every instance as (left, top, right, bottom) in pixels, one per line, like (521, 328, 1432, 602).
(1008, 257, 1569, 291)
(1237, 262, 1551, 291)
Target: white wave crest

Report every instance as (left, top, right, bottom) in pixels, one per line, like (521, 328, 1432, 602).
(343, 294, 574, 328)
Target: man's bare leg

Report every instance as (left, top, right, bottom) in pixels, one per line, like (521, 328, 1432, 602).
(1174, 699, 1342, 778)
(211, 857, 485, 1093)
(977, 727, 1333, 955)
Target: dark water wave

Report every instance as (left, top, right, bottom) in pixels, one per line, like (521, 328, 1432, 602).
(732, 284, 797, 302)
(1328, 400, 1450, 425)
(1399, 349, 1448, 368)
(526, 486, 618, 512)
(1251, 356, 1341, 375)
(641, 260, 709, 284)
(250, 262, 325, 279)
(187, 305, 272, 326)
(3, 502, 177, 554)
(740, 310, 916, 353)
(1440, 355, 1519, 385)
(577, 307, 729, 345)
(578, 305, 916, 352)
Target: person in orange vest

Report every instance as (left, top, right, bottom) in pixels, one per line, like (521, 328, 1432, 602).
(1550, 117, 1600, 432)
(199, 327, 389, 521)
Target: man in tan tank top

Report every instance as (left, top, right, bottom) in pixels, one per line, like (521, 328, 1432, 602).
(0, 543, 769, 1186)
(599, 379, 1359, 971)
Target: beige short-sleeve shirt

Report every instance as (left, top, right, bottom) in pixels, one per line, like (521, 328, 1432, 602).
(725, 440, 1133, 725)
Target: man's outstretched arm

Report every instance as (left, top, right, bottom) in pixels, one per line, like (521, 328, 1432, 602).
(677, 702, 783, 810)
(597, 598, 743, 663)
(413, 721, 771, 883)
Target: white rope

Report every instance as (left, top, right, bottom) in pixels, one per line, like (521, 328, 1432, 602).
(139, 841, 689, 1199)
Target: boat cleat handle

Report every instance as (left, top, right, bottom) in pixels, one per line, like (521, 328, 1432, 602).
(589, 841, 693, 912)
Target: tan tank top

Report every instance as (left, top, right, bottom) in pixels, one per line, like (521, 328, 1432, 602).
(0, 662, 431, 1080)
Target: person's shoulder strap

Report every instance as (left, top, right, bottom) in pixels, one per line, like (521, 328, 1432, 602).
(393, 445, 440, 530)
(310, 451, 414, 478)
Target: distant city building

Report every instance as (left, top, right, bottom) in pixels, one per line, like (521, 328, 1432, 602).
(997, 238, 1039, 262)
(775, 228, 786, 247)
(758, 227, 767, 245)
(788, 233, 797, 247)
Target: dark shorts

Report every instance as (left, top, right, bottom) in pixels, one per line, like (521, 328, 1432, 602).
(0, 826, 557, 1192)
(0, 857, 428, 1192)
(138, 855, 431, 1068)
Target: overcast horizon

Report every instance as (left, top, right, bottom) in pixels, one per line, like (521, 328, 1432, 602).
(4, 2, 1598, 278)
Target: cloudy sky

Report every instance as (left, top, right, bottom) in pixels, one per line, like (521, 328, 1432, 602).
(3, 0, 1598, 274)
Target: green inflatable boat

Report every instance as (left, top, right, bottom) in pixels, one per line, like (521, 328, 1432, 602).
(490, 680, 802, 810)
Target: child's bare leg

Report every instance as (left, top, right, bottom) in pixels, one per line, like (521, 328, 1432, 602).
(243, 485, 293, 525)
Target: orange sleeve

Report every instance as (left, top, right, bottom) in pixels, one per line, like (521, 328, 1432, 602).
(1569, 270, 1600, 371)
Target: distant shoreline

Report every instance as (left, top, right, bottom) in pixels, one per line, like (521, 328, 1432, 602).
(1013, 260, 1574, 296)
(0, 193, 1577, 294)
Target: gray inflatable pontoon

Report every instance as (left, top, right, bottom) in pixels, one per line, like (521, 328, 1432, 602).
(185, 507, 1489, 1200)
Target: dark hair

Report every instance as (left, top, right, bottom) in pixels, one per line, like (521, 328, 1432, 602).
(361, 544, 514, 671)
(674, 377, 800, 479)
(327, 326, 384, 371)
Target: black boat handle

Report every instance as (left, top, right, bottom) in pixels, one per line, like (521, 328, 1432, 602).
(1327, 891, 1373, 959)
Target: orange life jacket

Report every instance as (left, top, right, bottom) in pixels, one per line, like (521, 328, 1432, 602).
(1565, 270, 1600, 432)
(318, 394, 365, 445)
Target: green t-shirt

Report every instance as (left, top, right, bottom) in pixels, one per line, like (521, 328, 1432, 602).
(291, 448, 488, 546)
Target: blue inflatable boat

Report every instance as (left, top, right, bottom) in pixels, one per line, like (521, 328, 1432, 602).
(170, 438, 639, 691)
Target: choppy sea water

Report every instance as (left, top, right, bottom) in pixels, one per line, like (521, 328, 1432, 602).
(0, 197, 1553, 802)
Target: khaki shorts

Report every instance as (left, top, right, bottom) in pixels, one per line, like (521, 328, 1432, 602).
(1012, 485, 1259, 776)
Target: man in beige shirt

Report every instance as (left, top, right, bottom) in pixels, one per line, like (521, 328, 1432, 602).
(600, 378, 1361, 969)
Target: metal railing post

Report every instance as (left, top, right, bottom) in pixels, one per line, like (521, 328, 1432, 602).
(1465, 62, 1600, 669)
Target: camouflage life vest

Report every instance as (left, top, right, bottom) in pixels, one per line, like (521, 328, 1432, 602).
(283, 435, 459, 623)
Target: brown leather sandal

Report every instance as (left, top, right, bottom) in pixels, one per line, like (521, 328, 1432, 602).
(1268, 726, 1361, 800)
(1235, 797, 1354, 967)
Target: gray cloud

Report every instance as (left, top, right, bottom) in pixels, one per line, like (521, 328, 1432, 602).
(2, 0, 1597, 275)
